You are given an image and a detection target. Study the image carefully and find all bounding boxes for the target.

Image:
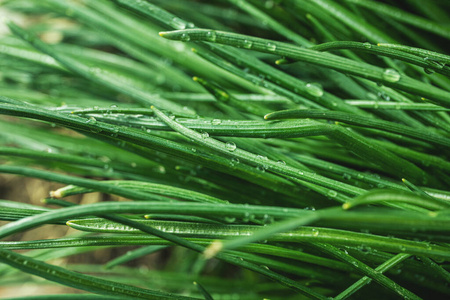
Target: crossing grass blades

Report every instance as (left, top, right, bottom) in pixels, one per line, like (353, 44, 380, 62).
(0, 0, 449, 299)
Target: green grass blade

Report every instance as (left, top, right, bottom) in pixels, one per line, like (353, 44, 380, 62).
(347, 0, 450, 39)
(334, 253, 412, 300)
(0, 248, 196, 299)
(264, 109, 450, 147)
(314, 243, 421, 299)
(159, 28, 450, 107)
(343, 189, 450, 211)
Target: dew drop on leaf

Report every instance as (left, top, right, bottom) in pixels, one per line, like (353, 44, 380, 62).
(180, 33, 191, 42)
(206, 31, 216, 42)
(382, 68, 401, 82)
(256, 165, 266, 173)
(86, 117, 96, 124)
(266, 42, 277, 52)
(305, 83, 323, 97)
(242, 39, 253, 49)
(170, 17, 187, 30)
(230, 157, 240, 166)
(211, 119, 222, 125)
(225, 216, 236, 223)
(225, 141, 237, 151)
(327, 190, 338, 198)
(363, 42, 372, 49)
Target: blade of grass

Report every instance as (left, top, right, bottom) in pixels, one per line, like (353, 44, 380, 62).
(334, 253, 412, 300)
(313, 243, 421, 299)
(159, 28, 450, 107)
(0, 248, 196, 299)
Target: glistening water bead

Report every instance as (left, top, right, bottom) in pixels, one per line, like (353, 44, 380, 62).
(266, 43, 277, 52)
(382, 68, 401, 83)
(180, 33, 191, 42)
(305, 83, 324, 97)
(242, 40, 253, 49)
(225, 142, 237, 151)
(211, 119, 222, 125)
(206, 31, 217, 42)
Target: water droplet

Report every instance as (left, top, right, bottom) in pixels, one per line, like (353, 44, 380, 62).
(242, 39, 253, 49)
(424, 57, 445, 69)
(191, 148, 197, 153)
(363, 42, 372, 49)
(256, 165, 266, 173)
(110, 104, 118, 108)
(211, 119, 222, 125)
(277, 160, 286, 165)
(230, 157, 240, 166)
(342, 173, 352, 180)
(266, 42, 277, 52)
(93, 106, 99, 110)
(312, 228, 319, 236)
(180, 33, 191, 42)
(110, 127, 120, 137)
(304, 206, 316, 211)
(225, 217, 236, 223)
(201, 131, 209, 139)
(170, 17, 187, 30)
(327, 190, 338, 198)
(262, 214, 274, 224)
(206, 31, 216, 42)
(86, 117, 97, 124)
(225, 141, 237, 151)
(382, 68, 401, 82)
(305, 83, 323, 97)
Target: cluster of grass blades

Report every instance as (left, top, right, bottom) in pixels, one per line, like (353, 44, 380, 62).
(0, 0, 449, 299)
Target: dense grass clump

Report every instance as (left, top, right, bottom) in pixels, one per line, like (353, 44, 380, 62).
(0, 0, 449, 299)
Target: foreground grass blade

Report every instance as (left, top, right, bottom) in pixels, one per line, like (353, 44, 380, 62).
(264, 109, 450, 147)
(159, 29, 450, 107)
(7, 22, 193, 115)
(204, 215, 319, 258)
(0, 248, 195, 299)
(334, 253, 412, 300)
(314, 243, 421, 299)
(0, 202, 327, 298)
(104, 245, 168, 269)
(64, 218, 450, 259)
(150, 105, 366, 196)
(343, 189, 450, 211)
(347, 0, 450, 40)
